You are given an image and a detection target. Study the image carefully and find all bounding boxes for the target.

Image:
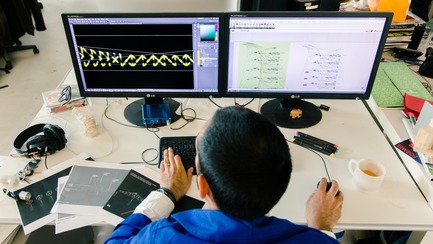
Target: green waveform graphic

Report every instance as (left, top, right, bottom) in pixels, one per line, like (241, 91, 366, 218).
(79, 47, 194, 68)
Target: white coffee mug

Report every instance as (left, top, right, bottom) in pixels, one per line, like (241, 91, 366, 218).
(348, 159, 386, 192)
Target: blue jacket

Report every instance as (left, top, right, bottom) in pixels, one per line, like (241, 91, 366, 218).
(105, 209, 339, 243)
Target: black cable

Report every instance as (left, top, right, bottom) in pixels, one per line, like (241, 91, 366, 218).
(168, 103, 198, 130)
(44, 153, 48, 170)
(286, 139, 331, 182)
(141, 148, 159, 166)
(121, 148, 160, 166)
(145, 123, 159, 133)
(145, 124, 161, 139)
(103, 102, 145, 129)
(208, 97, 222, 108)
(234, 98, 255, 107)
(180, 107, 196, 122)
(209, 97, 256, 109)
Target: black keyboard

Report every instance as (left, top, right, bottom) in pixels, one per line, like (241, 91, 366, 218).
(159, 136, 197, 174)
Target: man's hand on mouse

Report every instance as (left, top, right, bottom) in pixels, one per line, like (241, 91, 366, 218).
(304, 177, 344, 232)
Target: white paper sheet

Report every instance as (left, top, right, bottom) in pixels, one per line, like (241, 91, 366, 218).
(51, 177, 99, 234)
(55, 162, 132, 220)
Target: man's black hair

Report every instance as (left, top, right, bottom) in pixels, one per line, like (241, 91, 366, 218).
(198, 106, 292, 220)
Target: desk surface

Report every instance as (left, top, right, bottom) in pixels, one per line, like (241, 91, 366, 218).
(1, 70, 433, 231)
(366, 98, 433, 212)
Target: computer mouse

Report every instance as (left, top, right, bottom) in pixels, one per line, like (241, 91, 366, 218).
(317, 181, 340, 196)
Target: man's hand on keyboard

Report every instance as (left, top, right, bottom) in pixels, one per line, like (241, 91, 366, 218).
(159, 147, 194, 201)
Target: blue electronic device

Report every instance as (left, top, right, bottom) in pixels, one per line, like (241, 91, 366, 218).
(142, 103, 171, 126)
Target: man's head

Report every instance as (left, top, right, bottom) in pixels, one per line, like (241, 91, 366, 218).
(196, 106, 292, 220)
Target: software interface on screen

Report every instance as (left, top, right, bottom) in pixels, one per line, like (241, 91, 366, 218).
(226, 15, 388, 97)
(65, 16, 220, 96)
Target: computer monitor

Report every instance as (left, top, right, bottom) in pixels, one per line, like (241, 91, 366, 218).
(224, 11, 393, 128)
(62, 13, 223, 126)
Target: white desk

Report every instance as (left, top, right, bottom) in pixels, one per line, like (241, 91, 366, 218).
(1, 70, 433, 232)
(366, 98, 433, 210)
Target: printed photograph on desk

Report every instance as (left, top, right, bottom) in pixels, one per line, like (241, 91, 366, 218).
(55, 165, 130, 218)
(102, 169, 205, 225)
(14, 167, 72, 234)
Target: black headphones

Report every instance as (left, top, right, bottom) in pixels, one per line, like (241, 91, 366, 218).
(13, 124, 67, 158)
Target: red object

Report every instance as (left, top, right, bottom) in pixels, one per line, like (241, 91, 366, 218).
(403, 93, 433, 119)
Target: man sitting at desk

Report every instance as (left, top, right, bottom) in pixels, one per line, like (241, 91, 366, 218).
(105, 106, 343, 243)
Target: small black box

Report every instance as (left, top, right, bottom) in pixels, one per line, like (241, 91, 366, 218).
(391, 47, 423, 59)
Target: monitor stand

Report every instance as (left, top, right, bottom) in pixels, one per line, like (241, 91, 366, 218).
(260, 98, 322, 129)
(124, 98, 181, 127)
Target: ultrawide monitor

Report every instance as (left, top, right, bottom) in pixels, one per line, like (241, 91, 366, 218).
(62, 13, 223, 126)
(225, 11, 393, 128)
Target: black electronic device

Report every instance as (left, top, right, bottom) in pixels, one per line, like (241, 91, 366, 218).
(407, 25, 426, 50)
(224, 11, 393, 128)
(240, 0, 290, 11)
(158, 136, 197, 174)
(318, 0, 341, 11)
(419, 47, 433, 78)
(317, 181, 340, 196)
(13, 123, 67, 158)
(391, 47, 423, 59)
(240, 0, 322, 11)
(62, 13, 224, 126)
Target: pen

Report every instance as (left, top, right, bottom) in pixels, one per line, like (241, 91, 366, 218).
(62, 96, 86, 106)
(292, 138, 336, 156)
(51, 102, 85, 113)
(295, 138, 337, 155)
(293, 137, 339, 153)
(295, 131, 338, 149)
(293, 134, 339, 152)
(407, 114, 416, 128)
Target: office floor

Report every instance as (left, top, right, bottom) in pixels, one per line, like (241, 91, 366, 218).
(0, 0, 408, 243)
(0, 0, 88, 243)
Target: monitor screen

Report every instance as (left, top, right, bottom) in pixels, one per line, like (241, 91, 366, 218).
(224, 12, 392, 128)
(62, 13, 223, 126)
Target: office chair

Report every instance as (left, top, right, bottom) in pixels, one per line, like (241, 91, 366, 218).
(0, 68, 10, 74)
(0, 0, 44, 71)
(1, 40, 39, 70)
